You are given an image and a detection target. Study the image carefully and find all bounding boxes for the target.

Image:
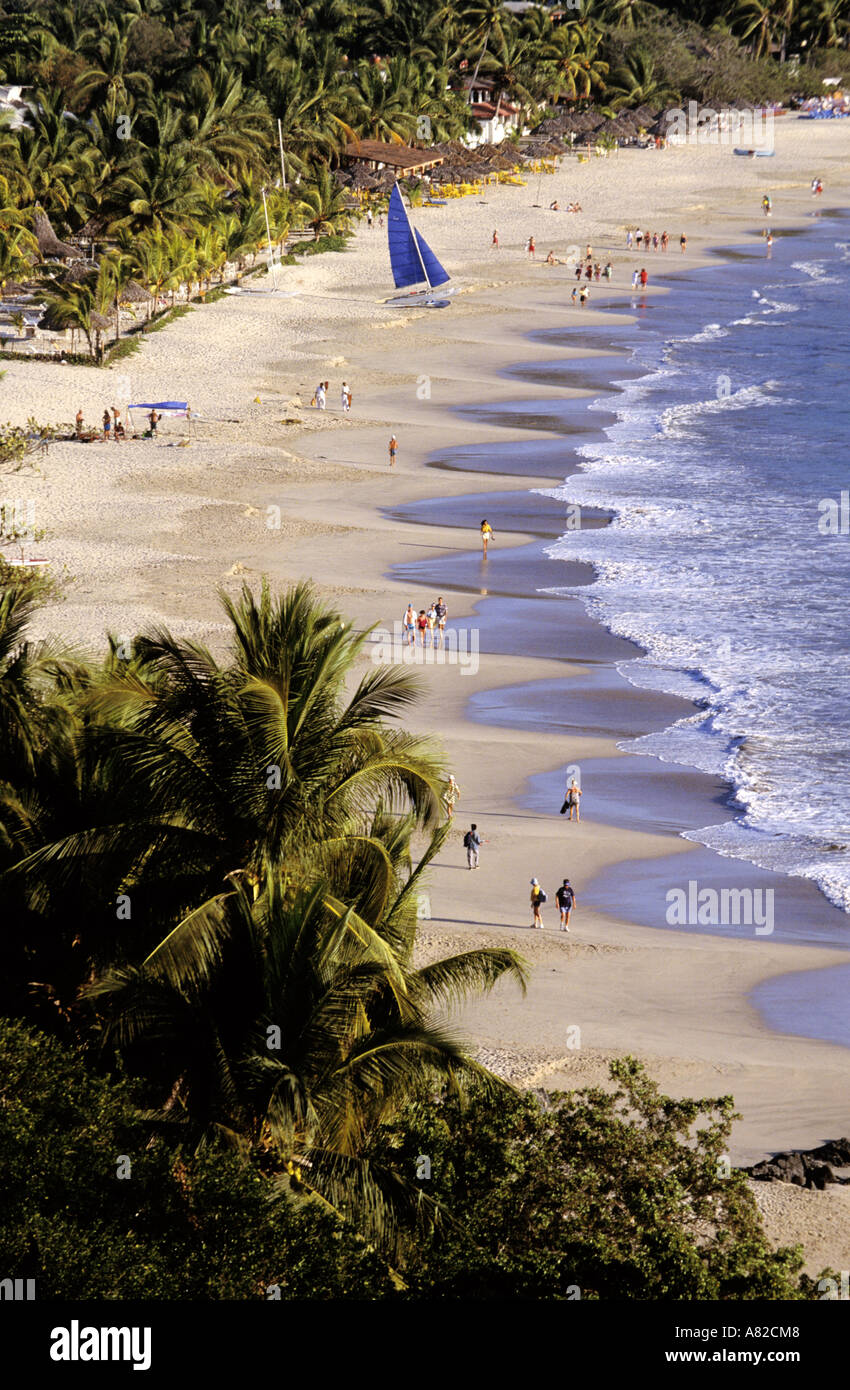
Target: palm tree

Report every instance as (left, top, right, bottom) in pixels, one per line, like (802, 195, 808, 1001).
(111, 144, 206, 232)
(0, 225, 37, 298)
(296, 162, 350, 239)
(801, 0, 850, 46)
(606, 49, 675, 110)
(87, 871, 526, 1243)
(732, 0, 782, 58)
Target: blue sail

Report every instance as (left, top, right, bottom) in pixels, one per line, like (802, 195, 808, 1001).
(388, 184, 423, 288)
(414, 229, 450, 288)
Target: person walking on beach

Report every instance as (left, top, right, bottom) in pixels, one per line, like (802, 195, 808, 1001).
(635, 231, 642, 250)
(556, 878, 576, 931)
(639, 267, 648, 288)
(762, 194, 771, 217)
(367, 208, 373, 230)
(480, 519, 493, 554)
(403, 603, 416, 648)
(579, 285, 589, 307)
(463, 824, 482, 870)
(315, 382, 326, 410)
(631, 269, 640, 289)
(492, 229, 500, 250)
(766, 231, 773, 256)
(661, 230, 669, 251)
(585, 243, 592, 263)
(526, 235, 535, 259)
(530, 878, 546, 929)
(389, 434, 397, 467)
(435, 595, 447, 646)
(443, 774, 461, 820)
(148, 408, 160, 437)
(571, 286, 578, 304)
(564, 777, 582, 822)
(680, 232, 687, 253)
(652, 232, 659, 252)
(416, 609, 430, 646)
(626, 229, 633, 249)
(341, 381, 350, 412)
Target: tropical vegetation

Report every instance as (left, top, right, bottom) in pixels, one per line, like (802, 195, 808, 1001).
(0, 574, 831, 1296)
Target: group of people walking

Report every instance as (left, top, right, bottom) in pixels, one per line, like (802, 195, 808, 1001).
(312, 380, 352, 412)
(403, 597, 448, 648)
(626, 229, 679, 252)
(448, 766, 582, 931)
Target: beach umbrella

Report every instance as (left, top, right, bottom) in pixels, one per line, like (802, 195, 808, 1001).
(120, 279, 153, 305)
(33, 210, 77, 261)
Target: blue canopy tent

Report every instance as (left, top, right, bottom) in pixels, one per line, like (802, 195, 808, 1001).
(127, 401, 191, 434)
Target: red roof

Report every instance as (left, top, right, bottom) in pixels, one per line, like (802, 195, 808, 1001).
(470, 101, 519, 120)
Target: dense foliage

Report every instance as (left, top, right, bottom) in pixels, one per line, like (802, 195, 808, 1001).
(0, 1017, 818, 1299)
(0, 577, 828, 1298)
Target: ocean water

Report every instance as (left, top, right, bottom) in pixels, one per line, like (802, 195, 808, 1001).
(545, 213, 850, 916)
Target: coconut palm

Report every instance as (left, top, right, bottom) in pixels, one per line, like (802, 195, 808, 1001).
(606, 49, 675, 110)
(0, 225, 37, 298)
(296, 162, 350, 239)
(87, 869, 526, 1243)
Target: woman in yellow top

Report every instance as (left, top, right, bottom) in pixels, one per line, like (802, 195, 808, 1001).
(480, 519, 494, 555)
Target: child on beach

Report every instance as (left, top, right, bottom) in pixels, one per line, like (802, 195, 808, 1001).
(480, 519, 494, 554)
(388, 434, 397, 467)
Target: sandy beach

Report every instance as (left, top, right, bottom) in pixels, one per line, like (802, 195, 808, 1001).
(4, 116, 850, 1270)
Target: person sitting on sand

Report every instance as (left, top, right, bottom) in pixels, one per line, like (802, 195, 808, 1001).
(549, 200, 560, 211)
(545, 250, 561, 266)
(114, 418, 126, 441)
(111, 407, 122, 442)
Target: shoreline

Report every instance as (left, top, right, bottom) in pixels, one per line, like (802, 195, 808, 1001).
(4, 129, 850, 1207)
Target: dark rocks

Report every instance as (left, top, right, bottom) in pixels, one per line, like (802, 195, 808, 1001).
(745, 1138, 850, 1189)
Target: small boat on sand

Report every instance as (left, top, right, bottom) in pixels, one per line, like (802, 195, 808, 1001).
(384, 183, 454, 309)
(734, 148, 775, 157)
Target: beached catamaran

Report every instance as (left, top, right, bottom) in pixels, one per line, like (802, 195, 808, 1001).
(385, 182, 454, 309)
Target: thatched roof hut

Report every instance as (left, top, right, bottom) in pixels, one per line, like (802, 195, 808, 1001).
(33, 210, 77, 260)
(120, 279, 152, 304)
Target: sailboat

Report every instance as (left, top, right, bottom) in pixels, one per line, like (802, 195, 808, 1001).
(385, 182, 454, 309)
